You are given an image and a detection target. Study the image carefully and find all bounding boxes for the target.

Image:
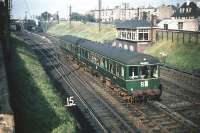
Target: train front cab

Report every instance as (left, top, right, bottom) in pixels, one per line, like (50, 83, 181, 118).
(125, 64, 161, 98)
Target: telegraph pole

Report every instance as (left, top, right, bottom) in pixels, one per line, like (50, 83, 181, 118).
(57, 11, 59, 24)
(69, 5, 72, 29)
(150, 14, 154, 45)
(25, 11, 28, 30)
(98, 0, 101, 32)
(46, 12, 48, 32)
(25, 11, 28, 20)
(125, 3, 127, 20)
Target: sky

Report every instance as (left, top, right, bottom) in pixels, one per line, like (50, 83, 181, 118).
(12, 0, 190, 19)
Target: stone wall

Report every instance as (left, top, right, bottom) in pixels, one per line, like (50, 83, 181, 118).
(0, 43, 15, 133)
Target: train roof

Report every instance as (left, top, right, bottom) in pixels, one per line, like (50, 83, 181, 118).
(60, 35, 81, 44)
(59, 35, 159, 65)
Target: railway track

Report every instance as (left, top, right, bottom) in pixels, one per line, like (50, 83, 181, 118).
(160, 66, 200, 94)
(65, 59, 198, 133)
(16, 32, 136, 133)
(14, 32, 200, 132)
(159, 74, 200, 129)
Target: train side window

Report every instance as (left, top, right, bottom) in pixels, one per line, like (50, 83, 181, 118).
(91, 52, 93, 60)
(87, 51, 90, 59)
(129, 66, 139, 79)
(109, 63, 113, 73)
(104, 59, 107, 69)
(113, 63, 116, 75)
(121, 67, 124, 77)
(82, 49, 85, 57)
(116, 64, 120, 76)
(100, 57, 104, 67)
(66, 44, 69, 50)
(85, 51, 88, 58)
(80, 48, 82, 56)
(89, 52, 93, 60)
(82, 50, 85, 58)
(69, 44, 71, 51)
(96, 55, 100, 66)
(92, 53, 97, 64)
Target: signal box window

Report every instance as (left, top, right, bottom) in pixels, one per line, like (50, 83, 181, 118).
(178, 22, 183, 30)
(138, 29, 149, 41)
(164, 24, 168, 30)
(144, 33, 148, 40)
(139, 33, 143, 40)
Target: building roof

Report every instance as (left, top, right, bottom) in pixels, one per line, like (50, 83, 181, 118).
(173, 1, 200, 18)
(59, 35, 159, 65)
(115, 19, 151, 29)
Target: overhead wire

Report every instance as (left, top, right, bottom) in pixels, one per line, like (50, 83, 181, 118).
(24, 0, 32, 19)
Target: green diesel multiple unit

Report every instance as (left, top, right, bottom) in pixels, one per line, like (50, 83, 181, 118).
(60, 35, 162, 99)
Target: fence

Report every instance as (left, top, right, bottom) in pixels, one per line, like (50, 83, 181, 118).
(156, 30, 200, 44)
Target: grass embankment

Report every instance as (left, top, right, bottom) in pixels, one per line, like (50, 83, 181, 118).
(144, 40, 200, 72)
(47, 21, 116, 42)
(9, 38, 76, 133)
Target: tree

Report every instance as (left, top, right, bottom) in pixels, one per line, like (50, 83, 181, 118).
(38, 11, 52, 21)
(84, 14, 95, 22)
(71, 12, 84, 21)
(142, 11, 147, 20)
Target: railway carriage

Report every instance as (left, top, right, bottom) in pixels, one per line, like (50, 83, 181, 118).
(60, 35, 162, 101)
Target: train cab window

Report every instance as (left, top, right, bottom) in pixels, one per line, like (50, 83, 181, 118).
(129, 66, 139, 79)
(140, 65, 158, 79)
(151, 65, 158, 78)
(140, 66, 148, 79)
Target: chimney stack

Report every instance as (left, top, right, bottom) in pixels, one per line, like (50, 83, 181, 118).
(137, 8, 140, 19)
